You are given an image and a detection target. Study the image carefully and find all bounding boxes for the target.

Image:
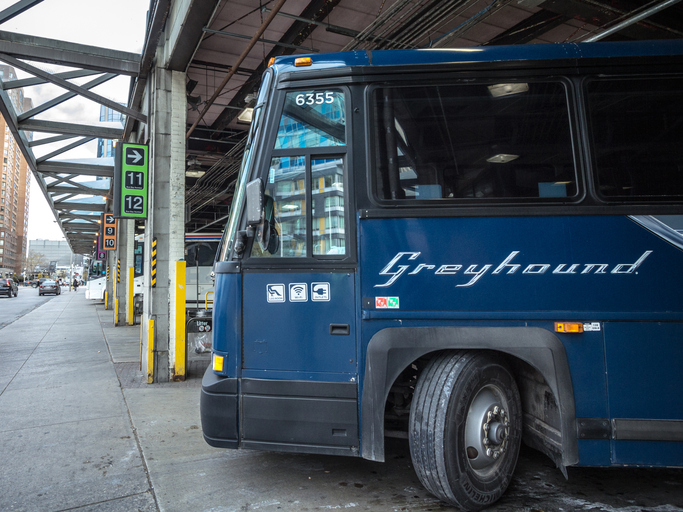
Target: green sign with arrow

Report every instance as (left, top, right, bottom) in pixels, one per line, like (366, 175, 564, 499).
(114, 143, 149, 218)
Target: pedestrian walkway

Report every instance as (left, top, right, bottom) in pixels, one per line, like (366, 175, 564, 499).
(0, 291, 212, 512)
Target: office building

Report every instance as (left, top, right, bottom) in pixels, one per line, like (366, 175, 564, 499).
(0, 65, 31, 277)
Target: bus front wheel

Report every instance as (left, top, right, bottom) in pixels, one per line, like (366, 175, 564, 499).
(409, 351, 522, 511)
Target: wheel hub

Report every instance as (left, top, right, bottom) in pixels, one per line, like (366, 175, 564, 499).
(465, 387, 511, 472)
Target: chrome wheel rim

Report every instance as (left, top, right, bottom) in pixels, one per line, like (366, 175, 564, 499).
(464, 384, 510, 475)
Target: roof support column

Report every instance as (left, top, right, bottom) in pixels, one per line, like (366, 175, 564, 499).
(142, 66, 186, 383)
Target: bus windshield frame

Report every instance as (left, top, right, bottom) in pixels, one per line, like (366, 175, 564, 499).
(220, 69, 273, 261)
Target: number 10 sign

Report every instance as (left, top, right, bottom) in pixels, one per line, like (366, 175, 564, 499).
(114, 143, 149, 218)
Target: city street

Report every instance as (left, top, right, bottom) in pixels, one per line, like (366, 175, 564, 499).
(0, 283, 68, 330)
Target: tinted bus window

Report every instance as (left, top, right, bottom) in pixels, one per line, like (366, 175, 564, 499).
(275, 90, 346, 149)
(252, 89, 348, 258)
(586, 77, 683, 200)
(371, 81, 576, 202)
(186, 242, 218, 267)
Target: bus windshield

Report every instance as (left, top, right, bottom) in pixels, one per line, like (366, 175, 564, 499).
(220, 70, 272, 261)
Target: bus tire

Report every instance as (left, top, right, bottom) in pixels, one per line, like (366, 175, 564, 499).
(409, 351, 522, 511)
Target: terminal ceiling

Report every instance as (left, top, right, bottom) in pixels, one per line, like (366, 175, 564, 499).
(0, 0, 681, 254)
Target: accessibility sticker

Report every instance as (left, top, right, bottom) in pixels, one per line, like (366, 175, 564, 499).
(266, 284, 285, 303)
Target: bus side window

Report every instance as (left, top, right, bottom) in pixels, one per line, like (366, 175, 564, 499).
(586, 77, 683, 200)
(371, 81, 576, 202)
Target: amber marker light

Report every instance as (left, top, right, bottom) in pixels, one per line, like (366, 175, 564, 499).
(555, 322, 584, 333)
(294, 57, 312, 67)
(268, 57, 275, 66)
(213, 354, 224, 372)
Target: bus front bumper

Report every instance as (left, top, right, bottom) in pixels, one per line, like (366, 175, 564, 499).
(200, 366, 238, 448)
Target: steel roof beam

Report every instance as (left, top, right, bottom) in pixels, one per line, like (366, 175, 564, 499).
(3, 69, 100, 89)
(47, 185, 109, 196)
(36, 137, 96, 163)
(0, 30, 141, 75)
(0, 0, 44, 24)
(19, 119, 121, 139)
(53, 202, 105, 212)
(64, 226, 101, 233)
(0, 53, 146, 122)
(37, 161, 114, 177)
(18, 73, 116, 122)
(58, 213, 101, 223)
(29, 134, 78, 147)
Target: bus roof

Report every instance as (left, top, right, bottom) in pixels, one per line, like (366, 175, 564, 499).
(271, 39, 683, 74)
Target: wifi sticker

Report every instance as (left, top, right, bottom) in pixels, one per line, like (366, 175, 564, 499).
(289, 283, 308, 302)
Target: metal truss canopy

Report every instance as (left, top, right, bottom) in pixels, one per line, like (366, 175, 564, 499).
(0, 13, 147, 256)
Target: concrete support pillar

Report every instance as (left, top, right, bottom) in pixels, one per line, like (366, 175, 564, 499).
(141, 66, 186, 383)
(115, 219, 135, 325)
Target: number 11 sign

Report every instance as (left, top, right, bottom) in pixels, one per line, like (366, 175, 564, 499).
(114, 143, 149, 218)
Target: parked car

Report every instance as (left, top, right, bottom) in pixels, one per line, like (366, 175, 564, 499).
(39, 280, 61, 296)
(0, 278, 18, 297)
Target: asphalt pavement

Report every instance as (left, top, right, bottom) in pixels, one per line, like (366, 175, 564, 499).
(1, 291, 682, 512)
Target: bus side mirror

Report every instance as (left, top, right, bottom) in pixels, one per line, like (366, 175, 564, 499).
(244, 177, 279, 254)
(246, 178, 264, 226)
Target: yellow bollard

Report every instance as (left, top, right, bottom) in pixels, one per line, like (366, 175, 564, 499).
(174, 260, 187, 381)
(128, 267, 134, 326)
(147, 318, 155, 384)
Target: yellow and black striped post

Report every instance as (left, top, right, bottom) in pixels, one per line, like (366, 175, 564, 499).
(151, 237, 157, 288)
(117, 259, 120, 283)
(106, 265, 110, 281)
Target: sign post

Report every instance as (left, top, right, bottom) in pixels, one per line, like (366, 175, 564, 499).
(102, 213, 117, 251)
(114, 143, 149, 219)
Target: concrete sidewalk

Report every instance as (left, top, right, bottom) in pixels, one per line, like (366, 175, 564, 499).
(0, 291, 212, 512)
(2, 291, 682, 512)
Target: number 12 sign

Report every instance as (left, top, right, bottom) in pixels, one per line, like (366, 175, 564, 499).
(114, 143, 149, 218)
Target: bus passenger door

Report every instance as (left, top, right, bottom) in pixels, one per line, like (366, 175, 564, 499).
(242, 154, 356, 377)
(240, 87, 358, 454)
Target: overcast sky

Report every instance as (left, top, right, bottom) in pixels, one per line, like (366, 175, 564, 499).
(0, 0, 149, 241)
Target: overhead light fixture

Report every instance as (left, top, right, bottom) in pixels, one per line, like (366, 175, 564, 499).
(488, 83, 529, 98)
(237, 107, 253, 124)
(186, 169, 205, 178)
(186, 157, 205, 178)
(486, 154, 519, 164)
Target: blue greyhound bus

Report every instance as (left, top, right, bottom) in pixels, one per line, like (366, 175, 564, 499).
(201, 40, 683, 510)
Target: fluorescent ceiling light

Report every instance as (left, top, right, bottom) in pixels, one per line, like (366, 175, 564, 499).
(486, 154, 519, 164)
(237, 107, 253, 123)
(488, 83, 529, 98)
(185, 169, 205, 178)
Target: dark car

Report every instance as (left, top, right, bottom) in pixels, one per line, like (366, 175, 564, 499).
(0, 278, 18, 297)
(39, 280, 61, 296)
(31, 278, 47, 288)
